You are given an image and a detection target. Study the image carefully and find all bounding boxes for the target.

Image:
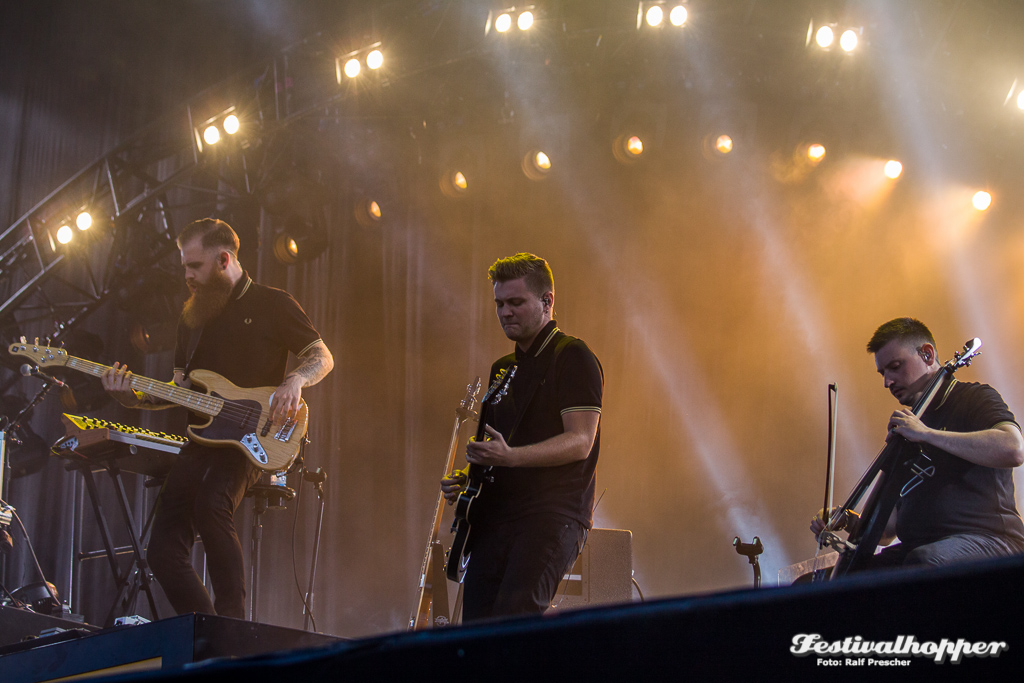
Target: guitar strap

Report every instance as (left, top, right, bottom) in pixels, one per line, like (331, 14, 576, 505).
(183, 324, 205, 378)
(506, 332, 574, 446)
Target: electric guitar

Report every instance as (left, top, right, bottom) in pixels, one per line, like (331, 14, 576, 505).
(445, 364, 517, 583)
(410, 378, 481, 630)
(9, 338, 307, 472)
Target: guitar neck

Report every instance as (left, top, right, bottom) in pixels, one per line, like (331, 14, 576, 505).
(64, 356, 223, 417)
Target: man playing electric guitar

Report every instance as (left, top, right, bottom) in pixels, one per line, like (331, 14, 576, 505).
(811, 317, 1024, 569)
(101, 218, 333, 619)
(441, 253, 603, 621)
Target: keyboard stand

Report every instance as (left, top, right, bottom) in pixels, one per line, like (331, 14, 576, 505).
(69, 457, 162, 627)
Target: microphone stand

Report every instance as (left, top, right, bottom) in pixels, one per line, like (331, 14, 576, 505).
(733, 537, 764, 588)
(1, 377, 62, 603)
(302, 466, 326, 631)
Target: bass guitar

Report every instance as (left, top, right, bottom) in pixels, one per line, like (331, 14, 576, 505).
(818, 338, 982, 577)
(9, 338, 307, 472)
(409, 378, 481, 629)
(445, 364, 517, 583)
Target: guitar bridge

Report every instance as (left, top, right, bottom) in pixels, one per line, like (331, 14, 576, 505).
(275, 418, 297, 442)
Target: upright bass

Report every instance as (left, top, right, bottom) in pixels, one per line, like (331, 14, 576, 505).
(817, 338, 982, 578)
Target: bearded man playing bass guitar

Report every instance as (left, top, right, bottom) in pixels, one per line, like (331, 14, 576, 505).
(812, 317, 1024, 569)
(101, 218, 333, 618)
(441, 253, 603, 621)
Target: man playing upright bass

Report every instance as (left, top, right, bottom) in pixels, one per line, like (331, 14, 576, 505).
(442, 253, 603, 621)
(812, 317, 1024, 569)
(102, 218, 333, 618)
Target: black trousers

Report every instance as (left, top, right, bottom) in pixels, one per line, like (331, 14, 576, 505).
(462, 514, 587, 623)
(868, 532, 1024, 569)
(147, 445, 260, 619)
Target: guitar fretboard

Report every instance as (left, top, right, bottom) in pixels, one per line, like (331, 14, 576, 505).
(65, 357, 224, 416)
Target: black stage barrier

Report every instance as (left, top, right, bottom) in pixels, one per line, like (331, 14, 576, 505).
(7, 554, 1024, 681)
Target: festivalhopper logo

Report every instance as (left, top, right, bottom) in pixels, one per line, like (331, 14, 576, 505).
(790, 633, 1008, 666)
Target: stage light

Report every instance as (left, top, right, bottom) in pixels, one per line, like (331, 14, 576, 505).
(669, 5, 687, 26)
(613, 134, 645, 165)
(366, 49, 383, 70)
(192, 105, 241, 154)
(495, 13, 512, 32)
(203, 125, 221, 146)
(972, 191, 992, 211)
(522, 150, 552, 181)
(274, 234, 300, 263)
(273, 215, 327, 265)
(646, 5, 664, 27)
(518, 10, 534, 30)
(75, 211, 92, 230)
(354, 198, 383, 227)
(884, 160, 903, 179)
(807, 143, 826, 162)
(344, 58, 361, 78)
(815, 26, 834, 48)
(715, 135, 733, 154)
(839, 29, 858, 52)
(440, 169, 471, 198)
(56, 225, 74, 245)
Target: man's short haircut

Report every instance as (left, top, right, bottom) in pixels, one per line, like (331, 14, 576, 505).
(487, 253, 554, 298)
(176, 218, 240, 255)
(866, 317, 937, 354)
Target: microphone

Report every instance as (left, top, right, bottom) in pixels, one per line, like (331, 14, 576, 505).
(20, 364, 67, 388)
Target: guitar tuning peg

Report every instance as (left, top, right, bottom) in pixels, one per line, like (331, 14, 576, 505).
(33, 337, 39, 345)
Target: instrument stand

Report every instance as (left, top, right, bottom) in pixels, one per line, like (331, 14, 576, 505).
(0, 428, 12, 589)
(64, 457, 162, 626)
(302, 467, 326, 632)
(733, 537, 764, 589)
(247, 480, 294, 623)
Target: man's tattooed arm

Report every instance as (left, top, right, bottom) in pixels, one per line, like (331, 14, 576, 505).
(285, 341, 334, 387)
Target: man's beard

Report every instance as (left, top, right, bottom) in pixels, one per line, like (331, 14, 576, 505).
(182, 270, 233, 329)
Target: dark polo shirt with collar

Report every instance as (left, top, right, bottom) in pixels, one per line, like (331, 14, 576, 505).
(897, 378, 1024, 548)
(173, 273, 322, 424)
(471, 320, 604, 529)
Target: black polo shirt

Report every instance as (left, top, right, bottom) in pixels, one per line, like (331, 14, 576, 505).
(896, 379, 1024, 547)
(173, 273, 322, 418)
(471, 320, 604, 528)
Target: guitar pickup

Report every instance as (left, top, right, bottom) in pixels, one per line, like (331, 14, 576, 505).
(260, 419, 273, 437)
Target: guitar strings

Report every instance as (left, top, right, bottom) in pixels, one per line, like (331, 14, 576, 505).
(66, 357, 293, 430)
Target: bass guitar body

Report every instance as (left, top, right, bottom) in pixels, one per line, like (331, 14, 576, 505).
(185, 369, 308, 472)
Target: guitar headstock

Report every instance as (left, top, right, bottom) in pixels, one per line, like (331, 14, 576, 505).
(456, 377, 482, 419)
(9, 337, 69, 368)
(949, 338, 982, 371)
(482, 364, 517, 405)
